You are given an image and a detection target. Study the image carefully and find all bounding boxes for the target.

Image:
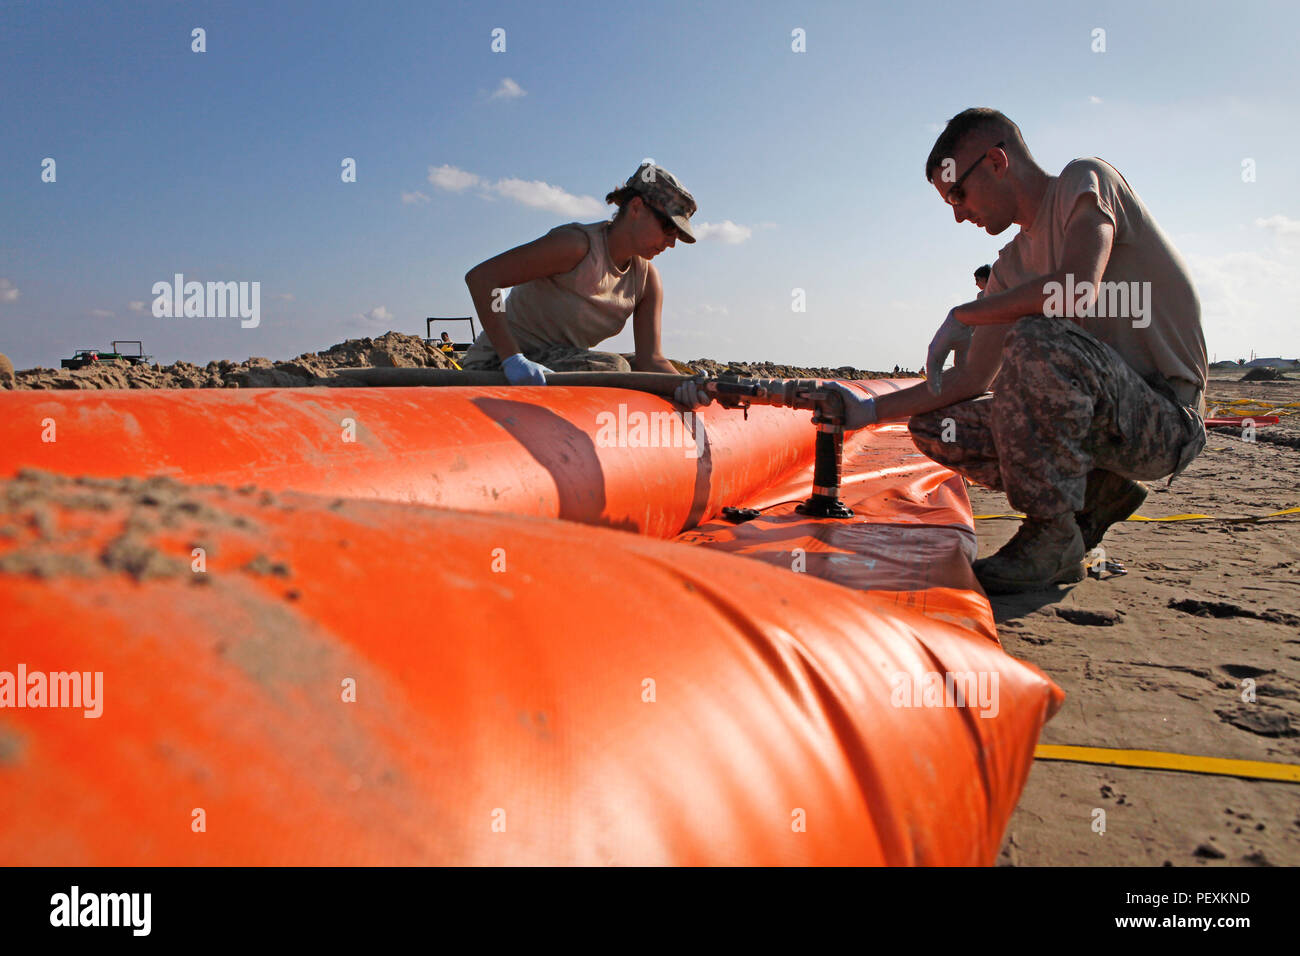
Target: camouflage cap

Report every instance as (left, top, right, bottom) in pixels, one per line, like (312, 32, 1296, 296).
(625, 162, 697, 243)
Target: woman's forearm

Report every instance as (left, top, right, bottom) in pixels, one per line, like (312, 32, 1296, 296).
(465, 270, 521, 359)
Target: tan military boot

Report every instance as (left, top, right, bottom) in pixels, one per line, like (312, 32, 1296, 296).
(973, 513, 1086, 595)
(1075, 469, 1147, 552)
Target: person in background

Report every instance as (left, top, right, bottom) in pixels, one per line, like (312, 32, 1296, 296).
(974, 264, 991, 296)
(461, 162, 697, 384)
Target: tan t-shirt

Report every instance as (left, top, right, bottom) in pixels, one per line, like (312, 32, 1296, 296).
(985, 158, 1208, 406)
(462, 220, 647, 364)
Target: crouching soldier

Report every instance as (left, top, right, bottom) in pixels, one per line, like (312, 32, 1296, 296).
(823, 108, 1207, 594)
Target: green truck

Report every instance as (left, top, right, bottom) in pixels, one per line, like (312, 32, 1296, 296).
(61, 341, 153, 370)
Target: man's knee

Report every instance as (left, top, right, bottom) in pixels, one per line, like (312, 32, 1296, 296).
(908, 409, 944, 440)
(908, 412, 961, 465)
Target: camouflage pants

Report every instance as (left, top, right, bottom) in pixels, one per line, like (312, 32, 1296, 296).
(460, 343, 631, 373)
(909, 316, 1205, 519)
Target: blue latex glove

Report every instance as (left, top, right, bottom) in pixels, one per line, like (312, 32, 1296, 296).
(817, 382, 878, 430)
(674, 376, 713, 408)
(502, 353, 552, 385)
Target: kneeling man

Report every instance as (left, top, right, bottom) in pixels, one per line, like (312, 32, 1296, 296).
(831, 108, 1207, 594)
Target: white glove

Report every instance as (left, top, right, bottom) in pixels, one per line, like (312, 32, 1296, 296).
(925, 309, 974, 395)
(818, 382, 878, 430)
(674, 376, 713, 408)
(502, 353, 552, 386)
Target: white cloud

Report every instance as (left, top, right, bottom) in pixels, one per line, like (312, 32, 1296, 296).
(423, 164, 612, 218)
(1089, 95, 1103, 105)
(89, 308, 114, 318)
(0, 278, 19, 303)
(128, 300, 146, 313)
(402, 190, 432, 205)
(492, 177, 605, 218)
(926, 122, 944, 133)
(490, 77, 526, 100)
(1255, 214, 1300, 235)
(1186, 241, 1299, 355)
(359, 306, 394, 325)
(427, 164, 481, 192)
(693, 220, 752, 244)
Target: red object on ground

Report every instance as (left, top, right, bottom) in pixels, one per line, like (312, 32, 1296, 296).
(1204, 415, 1279, 427)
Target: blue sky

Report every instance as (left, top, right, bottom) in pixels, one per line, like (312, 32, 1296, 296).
(2, 0, 1296, 370)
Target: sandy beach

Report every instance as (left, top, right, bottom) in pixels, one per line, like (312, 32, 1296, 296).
(982, 372, 1300, 866)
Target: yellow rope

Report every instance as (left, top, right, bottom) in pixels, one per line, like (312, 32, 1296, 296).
(1035, 744, 1300, 784)
(975, 507, 1300, 523)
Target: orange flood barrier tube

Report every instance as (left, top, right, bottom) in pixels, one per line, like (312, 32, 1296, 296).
(0, 385, 833, 538)
(683, 417, 998, 643)
(0, 472, 1061, 866)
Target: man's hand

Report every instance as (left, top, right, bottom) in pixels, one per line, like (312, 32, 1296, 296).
(502, 353, 552, 385)
(925, 309, 974, 395)
(818, 382, 878, 430)
(674, 376, 712, 408)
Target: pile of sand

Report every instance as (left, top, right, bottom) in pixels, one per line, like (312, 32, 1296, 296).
(679, 358, 909, 380)
(6, 336, 913, 390)
(1240, 367, 1291, 382)
(7, 331, 457, 390)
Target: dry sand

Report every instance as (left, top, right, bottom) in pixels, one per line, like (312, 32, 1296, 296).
(984, 372, 1300, 866)
(4, 331, 455, 390)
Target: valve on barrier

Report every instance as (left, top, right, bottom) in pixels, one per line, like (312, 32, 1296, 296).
(704, 377, 855, 519)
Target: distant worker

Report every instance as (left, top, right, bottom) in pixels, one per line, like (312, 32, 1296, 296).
(974, 264, 991, 295)
(438, 332, 454, 352)
(461, 162, 697, 384)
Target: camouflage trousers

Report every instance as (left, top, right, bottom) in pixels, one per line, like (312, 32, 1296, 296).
(909, 316, 1206, 519)
(460, 343, 631, 373)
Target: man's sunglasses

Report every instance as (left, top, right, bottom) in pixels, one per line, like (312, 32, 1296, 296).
(945, 141, 1005, 207)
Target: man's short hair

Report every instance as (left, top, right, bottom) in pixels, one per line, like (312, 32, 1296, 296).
(974, 264, 992, 281)
(926, 108, 1030, 183)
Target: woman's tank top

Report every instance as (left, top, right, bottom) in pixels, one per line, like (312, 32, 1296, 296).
(462, 220, 647, 363)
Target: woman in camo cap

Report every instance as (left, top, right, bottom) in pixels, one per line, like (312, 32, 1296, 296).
(461, 162, 697, 384)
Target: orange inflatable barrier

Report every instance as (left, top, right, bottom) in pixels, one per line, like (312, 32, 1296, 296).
(0, 472, 1061, 865)
(683, 418, 997, 643)
(0, 385, 831, 538)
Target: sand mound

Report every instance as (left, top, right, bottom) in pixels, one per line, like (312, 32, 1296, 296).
(8, 331, 457, 390)
(1241, 367, 1289, 382)
(678, 358, 910, 380)
(9, 337, 910, 390)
